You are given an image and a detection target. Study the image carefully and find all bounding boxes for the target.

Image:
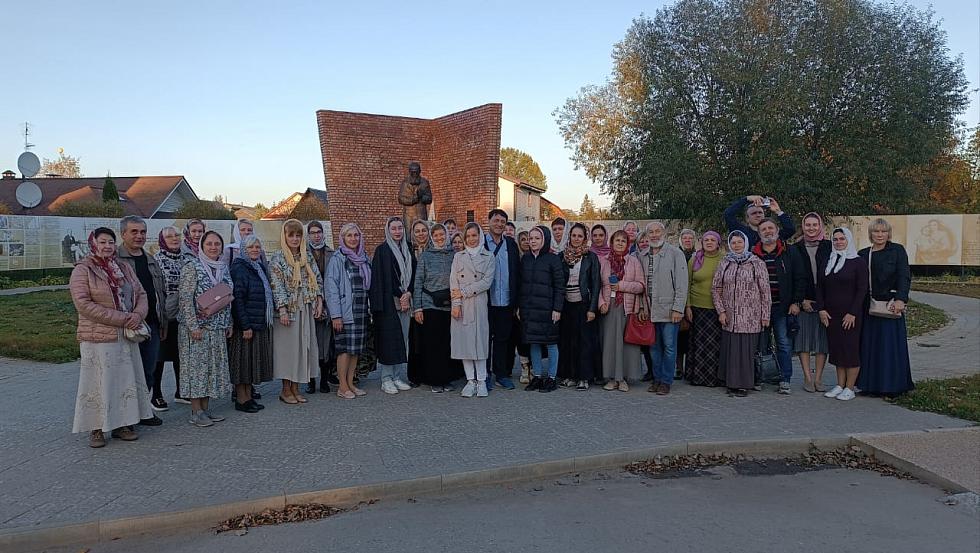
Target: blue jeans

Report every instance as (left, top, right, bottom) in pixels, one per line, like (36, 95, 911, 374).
(529, 344, 559, 379)
(379, 362, 407, 383)
(138, 322, 160, 395)
(769, 307, 794, 382)
(651, 322, 679, 385)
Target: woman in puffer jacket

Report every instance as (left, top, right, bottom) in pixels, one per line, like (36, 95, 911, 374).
(519, 225, 566, 393)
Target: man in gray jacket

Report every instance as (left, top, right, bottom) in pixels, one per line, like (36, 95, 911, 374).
(642, 221, 689, 395)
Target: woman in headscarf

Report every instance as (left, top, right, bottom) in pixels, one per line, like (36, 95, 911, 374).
(371, 216, 414, 395)
(413, 223, 456, 392)
(816, 227, 869, 402)
(589, 224, 611, 262)
(450, 231, 465, 253)
(450, 222, 497, 397)
(228, 234, 273, 413)
(632, 230, 655, 382)
(598, 229, 645, 391)
(856, 218, 914, 398)
(793, 212, 832, 392)
(269, 219, 324, 405)
(178, 230, 234, 426)
(181, 219, 205, 257)
(520, 225, 566, 393)
(306, 220, 335, 394)
(623, 221, 639, 253)
(549, 217, 568, 254)
(711, 231, 771, 397)
(513, 229, 533, 383)
(407, 220, 430, 387)
(675, 228, 698, 380)
(152, 226, 192, 409)
(69, 227, 153, 447)
(222, 218, 263, 266)
(557, 223, 601, 390)
(685, 230, 724, 386)
(325, 223, 371, 399)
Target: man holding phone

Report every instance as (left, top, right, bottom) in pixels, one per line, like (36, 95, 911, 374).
(724, 195, 796, 248)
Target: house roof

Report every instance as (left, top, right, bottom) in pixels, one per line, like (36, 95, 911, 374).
(499, 174, 546, 194)
(540, 196, 566, 217)
(261, 188, 329, 220)
(0, 176, 190, 217)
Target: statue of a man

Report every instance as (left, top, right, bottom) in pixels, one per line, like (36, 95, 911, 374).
(397, 161, 433, 235)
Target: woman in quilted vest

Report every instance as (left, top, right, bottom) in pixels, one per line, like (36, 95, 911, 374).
(598, 230, 646, 391)
(711, 231, 772, 397)
(69, 227, 153, 448)
(178, 230, 234, 427)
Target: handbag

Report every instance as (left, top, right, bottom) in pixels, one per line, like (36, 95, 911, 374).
(423, 287, 452, 308)
(124, 321, 151, 343)
(754, 330, 782, 385)
(867, 251, 901, 319)
(624, 295, 656, 346)
(196, 282, 234, 318)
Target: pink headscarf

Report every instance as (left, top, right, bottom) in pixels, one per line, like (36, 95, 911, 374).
(802, 212, 826, 242)
(692, 230, 722, 272)
(338, 222, 371, 289)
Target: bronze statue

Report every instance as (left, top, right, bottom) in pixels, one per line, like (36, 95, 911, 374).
(398, 161, 432, 236)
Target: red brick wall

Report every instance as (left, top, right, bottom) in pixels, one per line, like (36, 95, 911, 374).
(317, 104, 502, 252)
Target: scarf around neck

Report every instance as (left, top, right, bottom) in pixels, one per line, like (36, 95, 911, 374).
(385, 217, 413, 293)
(337, 222, 371, 289)
(87, 231, 126, 310)
(197, 232, 226, 286)
(279, 219, 319, 291)
(825, 227, 859, 275)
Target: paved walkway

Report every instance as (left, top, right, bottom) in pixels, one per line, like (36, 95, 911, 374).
(0, 285, 68, 296)
(908, 291, 980, 381)
(0, 292, 976, 532)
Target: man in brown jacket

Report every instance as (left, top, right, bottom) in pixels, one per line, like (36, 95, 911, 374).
(117, 215, 167, 424)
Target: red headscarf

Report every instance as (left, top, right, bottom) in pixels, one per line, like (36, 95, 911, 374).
(87, 230, 125, 309)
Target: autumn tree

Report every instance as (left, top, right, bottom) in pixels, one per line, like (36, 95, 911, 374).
(500, 147, 547, 191)
(38, 151, 82, 178)
(579, 194, 600, 219)
(555, 0, 970, 224)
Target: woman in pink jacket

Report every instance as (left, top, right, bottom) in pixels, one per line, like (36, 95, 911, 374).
(598, 230, 647, 391)
(711, 231, 772, 397)
(69, 227, 153, 448)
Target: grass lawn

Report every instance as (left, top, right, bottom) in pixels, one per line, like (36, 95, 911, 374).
(894, 375, 980, 423)
(0, 290, 79, 363)
(911, 281, 980, 299)
(904, 299, 949, 338)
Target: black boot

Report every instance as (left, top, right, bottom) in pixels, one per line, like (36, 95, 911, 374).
(525, 376, 542, 391)
(538, 377, 557, 393)
(306, 379, 317, 394)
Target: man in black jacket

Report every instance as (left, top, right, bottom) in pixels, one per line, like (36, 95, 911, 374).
(484, 209, 521, 390)
(752, 218, 807, 394)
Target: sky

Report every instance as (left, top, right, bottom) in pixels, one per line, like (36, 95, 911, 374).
(2, 0, 977, 212)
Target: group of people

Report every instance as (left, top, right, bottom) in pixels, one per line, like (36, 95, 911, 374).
(70, 197, 915, 448)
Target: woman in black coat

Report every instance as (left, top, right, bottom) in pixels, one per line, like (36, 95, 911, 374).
(557, 223, 601, 390)
(519, 225, 566, 393)
(370, 217, 415, 395)
(793, 212, 833, 393)
(856, 218, 914, 398)
(228, 235, 273, 413)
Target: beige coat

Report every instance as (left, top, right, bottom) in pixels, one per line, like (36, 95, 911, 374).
(449, 249, 495, 360)
(70, 256, 148, 343)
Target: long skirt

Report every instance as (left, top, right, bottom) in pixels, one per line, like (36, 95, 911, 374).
(73, 334, 153, 433)
(687, 307, 722, 386)
(159, 320, 180, 362)
(793, 311, 828, 354)
(227, 328, 273, 385)
(856, 314, 914, 395)
(420, 309, 454, 386)
(600, 303, 642, 381)
(273, 305, 319, 383)
(314, 317, 333, 363)
(719, 331, 758, 389)
(178, 326, 232, 399)
(407, 318, 424, 384)
(557, 300, 598, 381)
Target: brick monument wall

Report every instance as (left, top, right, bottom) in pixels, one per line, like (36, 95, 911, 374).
(316, 104, 502, 252)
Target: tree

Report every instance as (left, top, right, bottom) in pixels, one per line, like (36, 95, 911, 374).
(500, 147, 547, 191)
(0, 202, 10, 215)
(50, 199, 123, 218)
(38, 151, 82, 178)
(101, 173, 119, 203)
(579, 194, 600, 219)
(555, 0, 970, 224)
(252, 202, 270, 219)
(174, 200, 237, 220)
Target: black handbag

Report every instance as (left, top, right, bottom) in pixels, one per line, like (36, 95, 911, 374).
(424, 287, 451, 308)
(754, 330, 782, 386)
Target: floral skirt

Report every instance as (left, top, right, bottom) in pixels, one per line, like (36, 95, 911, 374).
(73, 334, 152, 433)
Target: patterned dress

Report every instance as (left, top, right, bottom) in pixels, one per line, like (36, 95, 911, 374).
(177, 260, 233, 399)
(334, 260, 369, 355)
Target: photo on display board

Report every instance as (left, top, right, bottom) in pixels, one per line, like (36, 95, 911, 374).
(906, 215, 962, 265)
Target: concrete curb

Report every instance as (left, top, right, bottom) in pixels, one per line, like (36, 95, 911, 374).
(0, 434, 879, 553)
(849, 429, 974, 494)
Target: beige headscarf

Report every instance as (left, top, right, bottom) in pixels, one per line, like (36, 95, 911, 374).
(280, 218, 318, 291)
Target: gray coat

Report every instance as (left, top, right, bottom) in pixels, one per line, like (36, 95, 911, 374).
(642, 244, 689, 322)
(413, 245, 454, 312)
(325, 250, 357, 324)
(117, 246, 168, 327)
(450, 249, 495, 360)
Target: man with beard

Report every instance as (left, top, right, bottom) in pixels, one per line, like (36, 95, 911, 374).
(643, 221, 689, 395)
(398, 162, 433, 241)
(752, 218, 807, 394)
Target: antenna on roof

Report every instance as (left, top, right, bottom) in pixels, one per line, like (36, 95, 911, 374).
(23, 122, 34, 151)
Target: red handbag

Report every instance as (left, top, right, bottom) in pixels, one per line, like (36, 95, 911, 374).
(624, 295, 656, 346)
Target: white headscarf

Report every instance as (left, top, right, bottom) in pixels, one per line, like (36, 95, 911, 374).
(825, 227, 859, 275)
(197, 231, 226, 285)
(385, 216, 413, 293)
(463, 222, 485, 258)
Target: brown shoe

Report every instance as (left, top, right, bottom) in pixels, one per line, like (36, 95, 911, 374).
(89, 430, 107, 448)
(647, 382, 659, 393)
(656, 383, 671, 395)
(110, 427, 139, 441)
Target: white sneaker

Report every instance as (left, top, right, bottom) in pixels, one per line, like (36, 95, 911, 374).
(393, 379, 412, 391)
(836, 388, 856, 401)
(824, 385, 844, 398)
(476, 381, 488, 397)
(461, 380, 477, 398)
(381, 380, 399, 395)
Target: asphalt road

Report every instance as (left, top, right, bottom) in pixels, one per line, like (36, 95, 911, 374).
(50, 465, 979, 553)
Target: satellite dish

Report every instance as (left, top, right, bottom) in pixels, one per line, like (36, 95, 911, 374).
(16, 181, 42, 208)
(17, 152, 40, 178)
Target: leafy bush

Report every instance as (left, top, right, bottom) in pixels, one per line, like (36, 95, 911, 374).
(51, 199, 124, 217)
(175, 199, 237, 220)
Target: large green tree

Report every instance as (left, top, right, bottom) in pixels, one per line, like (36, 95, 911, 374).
(555, 0, 969, 224)
(500, 147, 547, 191)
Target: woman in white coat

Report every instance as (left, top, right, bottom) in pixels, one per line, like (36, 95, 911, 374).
(450, 222, 496, 398)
